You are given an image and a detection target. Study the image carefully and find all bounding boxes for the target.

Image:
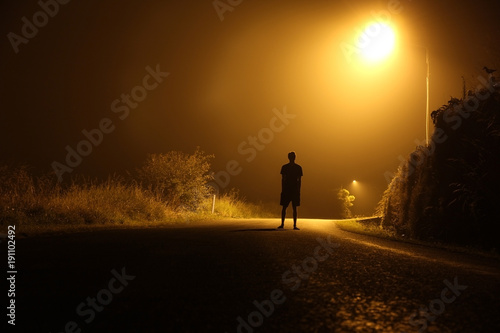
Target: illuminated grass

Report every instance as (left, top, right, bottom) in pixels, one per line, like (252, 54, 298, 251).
(335, 217, 395, 238)
(0, 165, 275, 234)
(199, 190, 276, 219)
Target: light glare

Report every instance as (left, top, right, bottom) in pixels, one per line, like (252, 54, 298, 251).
(359, 22, 395, 62)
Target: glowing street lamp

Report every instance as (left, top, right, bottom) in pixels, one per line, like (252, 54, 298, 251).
(358, 22, 396, 63)
(356, 22, 430, 145)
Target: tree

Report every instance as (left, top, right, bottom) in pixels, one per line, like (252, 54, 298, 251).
(137, 148, 214, 210)
(337, 188, 355, 218)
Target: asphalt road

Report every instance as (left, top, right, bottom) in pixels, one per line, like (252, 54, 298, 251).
(8, 219, 500, 332)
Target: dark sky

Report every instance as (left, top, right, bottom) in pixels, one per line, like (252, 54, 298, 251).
(2, 0, 499, 218)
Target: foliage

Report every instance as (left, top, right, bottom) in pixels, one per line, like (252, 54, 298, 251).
(137, 148, 214, 210)
(0, 149, 274, 231)
(377, 79, 500, 249)
(337, 188, 355, 219)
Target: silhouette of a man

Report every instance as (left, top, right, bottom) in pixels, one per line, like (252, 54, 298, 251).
(278, 151, 303, 230)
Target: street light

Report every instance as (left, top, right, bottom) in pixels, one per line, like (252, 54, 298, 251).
(358, 23, 430, 145)
(359, 22, 396, 63)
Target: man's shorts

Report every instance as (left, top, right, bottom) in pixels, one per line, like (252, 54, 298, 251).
(280, 191, 300, 207)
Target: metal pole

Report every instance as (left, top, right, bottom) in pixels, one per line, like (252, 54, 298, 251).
(425, 47, 430, 146)
(413, 44, 431, 146)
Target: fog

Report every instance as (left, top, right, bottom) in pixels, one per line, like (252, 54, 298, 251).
(1, 0, 499, 217)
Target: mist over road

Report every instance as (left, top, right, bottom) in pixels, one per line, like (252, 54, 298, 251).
(14, 219, 500, 332)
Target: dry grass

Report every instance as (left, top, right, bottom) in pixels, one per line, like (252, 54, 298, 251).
(335, 217, 395, 239)
(0, 166, 275, 234)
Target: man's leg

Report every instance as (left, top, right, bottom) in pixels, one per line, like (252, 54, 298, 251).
(292, 204, 299, 229)
(278, 204, 288, 228)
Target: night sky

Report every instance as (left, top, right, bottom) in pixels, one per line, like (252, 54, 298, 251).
(2, 0, 499, 218)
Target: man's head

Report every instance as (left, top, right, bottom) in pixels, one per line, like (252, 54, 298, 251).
(288, 151, 296, 162)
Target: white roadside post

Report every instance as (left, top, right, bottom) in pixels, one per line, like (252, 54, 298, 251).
(212, 194, 216, 214)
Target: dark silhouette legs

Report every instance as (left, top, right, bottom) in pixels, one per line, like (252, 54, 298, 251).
(292, 205, 297, 225)
(278, 204, 299, 230)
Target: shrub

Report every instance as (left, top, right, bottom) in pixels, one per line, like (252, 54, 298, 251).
(137, 148, 214, 210)
(337, 188, 355, 219)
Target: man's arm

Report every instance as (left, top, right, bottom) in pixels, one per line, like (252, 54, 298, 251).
(281, 165, 286, 189)
(298, 165, 303, 191)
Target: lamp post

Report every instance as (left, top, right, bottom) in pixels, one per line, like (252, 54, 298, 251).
(357, 22, 430, 145)
(425, 46, 430, 146)
(408, 44, 430, 145)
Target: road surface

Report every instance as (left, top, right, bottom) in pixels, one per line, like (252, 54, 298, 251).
(9, 219, 500, 332)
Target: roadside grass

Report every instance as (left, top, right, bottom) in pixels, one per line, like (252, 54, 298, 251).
(206, 190, 277, 219)
(336, 217, 500, 258)
(0, 166, 276, 236)
(335, 217, 395, 238)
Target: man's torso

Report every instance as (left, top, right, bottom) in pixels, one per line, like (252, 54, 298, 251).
(281, 163, 302, 192)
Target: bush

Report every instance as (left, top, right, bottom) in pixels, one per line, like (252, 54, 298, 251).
(137, 148, 214, 210)
(337, 188, 355, 219)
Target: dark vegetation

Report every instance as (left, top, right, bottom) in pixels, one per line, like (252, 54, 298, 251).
(377, 75, 500, 250)
(337, 188, 356, 218)
(0, 149, 273, 231)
